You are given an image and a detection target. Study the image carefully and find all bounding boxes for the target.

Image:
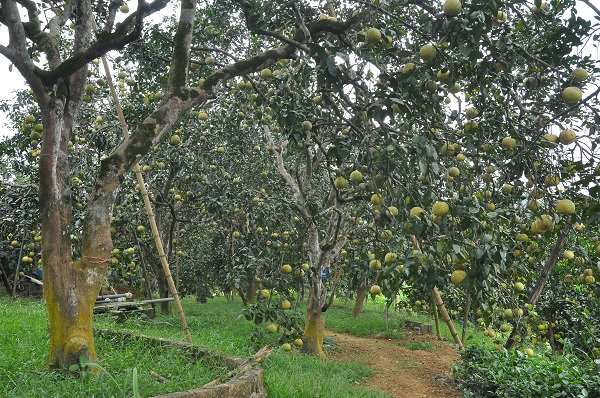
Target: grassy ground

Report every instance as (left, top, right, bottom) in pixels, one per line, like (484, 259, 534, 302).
(0, 292, 472, 398)
(0, 296, 226, 397)
(0, 294, 394, 397)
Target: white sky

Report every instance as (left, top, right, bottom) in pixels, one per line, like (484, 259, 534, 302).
(0, 26, 26, 139)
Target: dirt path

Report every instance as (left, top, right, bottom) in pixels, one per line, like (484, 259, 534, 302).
(326, 330, 461, 398)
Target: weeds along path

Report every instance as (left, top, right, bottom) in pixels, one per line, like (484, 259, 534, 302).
(326, 330, 460, 398)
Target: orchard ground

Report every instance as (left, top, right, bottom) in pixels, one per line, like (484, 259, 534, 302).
(1, 293, 465, 398)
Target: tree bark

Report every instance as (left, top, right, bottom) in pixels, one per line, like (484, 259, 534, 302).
(352, 277, 368, 317)
(430, 291, 442, 340)
(0, 257, 14, 294)
(41, 98, 110, 370)
(328, 261, 342, 307)
(245, 277, 257, 305)
(302, 279, 326, 359)
(301, 223, 328, 358)
(140, 241, 170, 315)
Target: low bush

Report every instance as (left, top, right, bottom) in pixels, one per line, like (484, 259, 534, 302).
(453, 344, 600, 398)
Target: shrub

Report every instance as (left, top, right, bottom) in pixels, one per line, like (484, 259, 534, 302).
(453, 344, 600, 398)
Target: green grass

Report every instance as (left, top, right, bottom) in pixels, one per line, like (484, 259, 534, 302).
(0, 294, 396, 397)
(402, 341, 437, 351)
(94, 296, 257, 357)
(0, 296, 227, 398)
(263, 351, 390, 398)
(2, 292, 489, 398)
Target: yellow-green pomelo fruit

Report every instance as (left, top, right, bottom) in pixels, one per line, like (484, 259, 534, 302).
(556, 199, 575, 215)
(419, 44, 437, 60)
(451, 269, 467, 285)
(432, 201, 450, 217)
(562, 87, 582, 105)
(443, 0, 462, 16)
(365, 28, 382, 45)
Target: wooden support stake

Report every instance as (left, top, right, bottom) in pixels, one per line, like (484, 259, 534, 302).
(430, 290, 441, 340)
(11, 231, 25, 297)
(432, 287, 463, 350)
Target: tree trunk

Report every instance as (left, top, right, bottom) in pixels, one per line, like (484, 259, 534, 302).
(431, 291, 442, 340)
(328, 261, 342, 307)
(245, 277, 257, 305)
(140, 241, 170, 314)
(385, 299, 392, 333)
(352, 277, 368, 317)
(41, 98, 110, 370)
(0, 258, 13, 294)
(301, 223, 328, 358)
(302, 279, 326, 359)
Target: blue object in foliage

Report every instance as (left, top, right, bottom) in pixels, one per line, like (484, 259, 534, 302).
(32, 268, 42, 280)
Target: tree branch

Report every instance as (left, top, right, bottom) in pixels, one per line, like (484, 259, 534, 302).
(34, 0, 170, 86)
(168, 0, 196, 92)
(263, 125, 302, 200)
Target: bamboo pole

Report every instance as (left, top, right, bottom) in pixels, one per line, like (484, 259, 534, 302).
(432, 287, 463, 350)
(430, 290, 441, 340)
(11, 231, 25, 297)
(93, 19, 192, 344)
(410, 234, 462, 349)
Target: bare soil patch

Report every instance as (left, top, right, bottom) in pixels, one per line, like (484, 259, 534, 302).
(326, 330, 461, 398)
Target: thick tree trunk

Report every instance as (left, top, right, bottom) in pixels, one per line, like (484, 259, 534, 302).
(301, 223, 327, 358)
(45, 259, 106, 370)
(41, 97, 110, 370)
(302, 279, 326, 359)
(352, 278, 368, 317)
(0, 258, 13, 294)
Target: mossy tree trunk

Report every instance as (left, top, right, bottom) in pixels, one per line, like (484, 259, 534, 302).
(41, 99, 110, 370)
(300, 217, 346, 358)
(303, 279, 326, 359)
